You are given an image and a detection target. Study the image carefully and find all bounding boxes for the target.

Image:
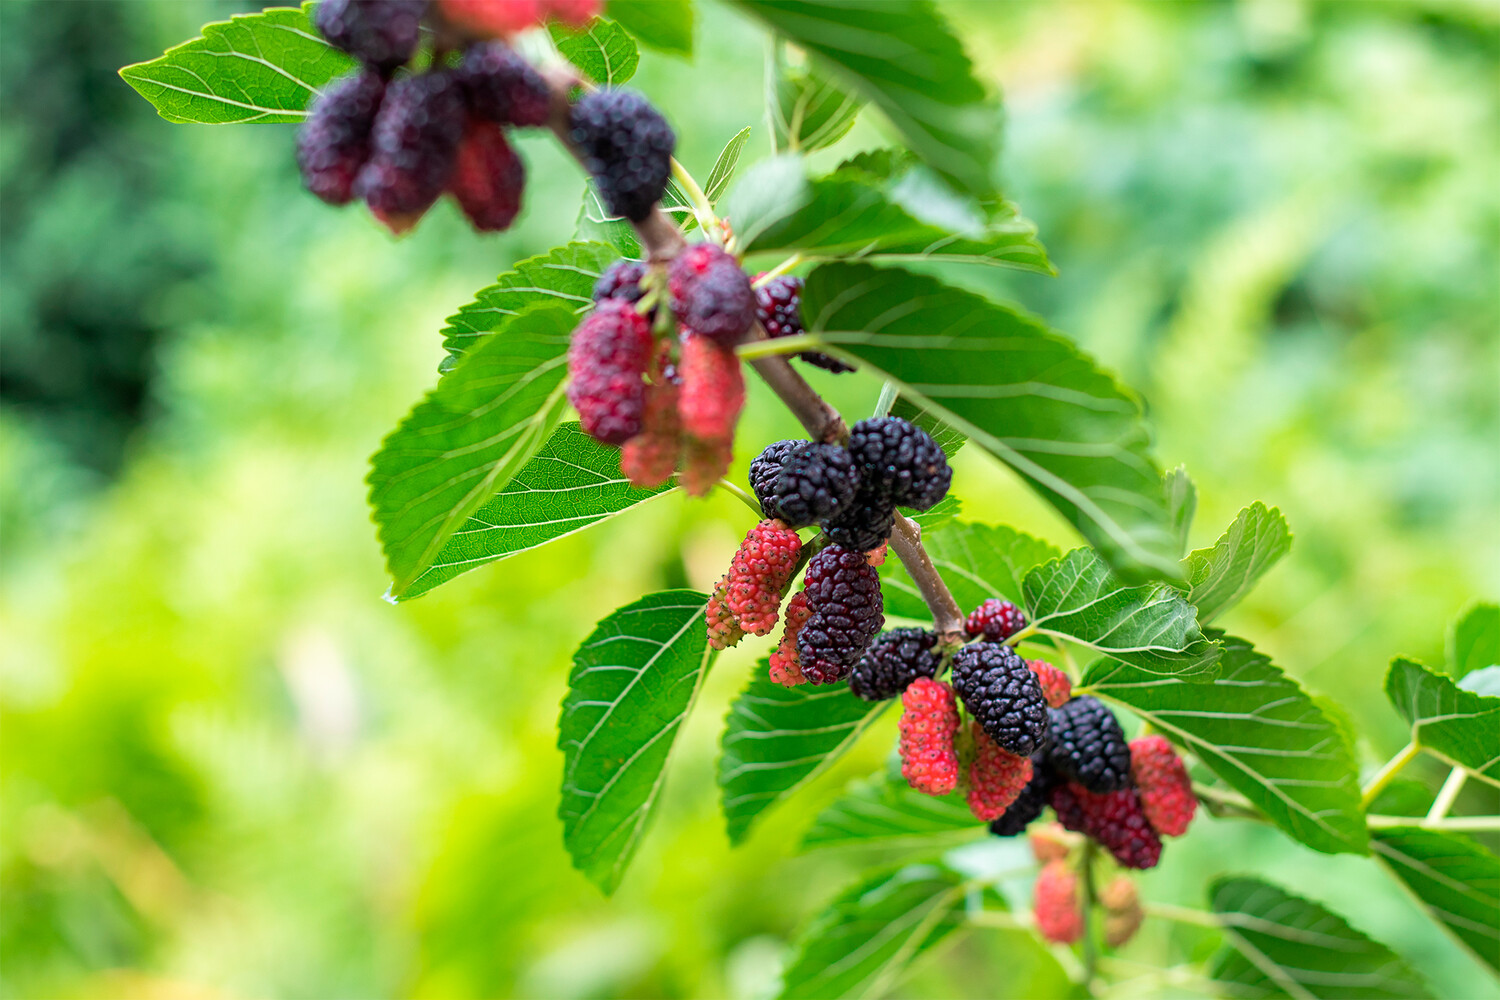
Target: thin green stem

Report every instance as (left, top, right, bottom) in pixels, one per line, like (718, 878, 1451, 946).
(873, 381, 900, 418)
(754, 253, 804, 286)
(670, 157, 718, 236)
(1192, 782, 1264, 821)
(1140, 901, 1221, 929)
(1361, 741, 1421, 809)
(1080, 840, 1100, 990)
(736, 334, 819, 360)
(1427, 767, 1468, 821)
(1367, 813, 1500, 831)
(715, 479, 763, 518)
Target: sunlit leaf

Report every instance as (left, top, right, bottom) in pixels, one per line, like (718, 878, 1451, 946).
(608, 0, 694, 55)
(1372, 826, 1500, 975)
(881, 521, 1059, 624)
(719, 670, 887, 845)
(1164, 466, 1197, 558)
(703, 126, 752, 202)
(1185, 502, 1292, 624)
(550, 17, 639, 85)
(1449, 601, 1500, 680)
(1083, 633, 1368, 855)
(559, 590, 713, 894)
(731, 0, 1001, 199)
(778, 863, 991, 999)
(1386, 658, 1500, 785)
(802, 771, 978, 851)
(399, 423, 675, 600)
(798, 262, 1181, 584)
(1209, 876, 1432, 999)
(369, 303, 573, 598)
(119, 3, 351, 124)
(1026, 549, 1219, 677)
(724, 155, 1049, 274)
(440, 242, 619, 368)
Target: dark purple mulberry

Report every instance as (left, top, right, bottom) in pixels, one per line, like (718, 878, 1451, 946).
(356, 70, 466, 233)
(457, 42, 551, 127)
(569, 88, 675, 222)
(296, 69, 386, 205)
(754, 274, 852, 374)
(593, 259, 649, 307)
(796, 544, 884, 685)
(669, 244, 755, 347)
(764, 442, 858, 529)
(1047, 696, 1133, 793)
(821, 488, 897, 552)
(749, 439, 801, 520)
(849, 628, 943, 701)
(314, 0, 425, 75)
(950, 641, 1049, 757)
(847, 416, 952, 511)
(988, 755, 1057, 837)
(1050, 783, 1162, 870)
(965, 598, 1028, 642)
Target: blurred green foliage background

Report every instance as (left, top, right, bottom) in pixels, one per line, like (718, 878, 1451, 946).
(2, 1, 1497, 997)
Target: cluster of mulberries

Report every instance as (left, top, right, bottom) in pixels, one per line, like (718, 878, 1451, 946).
(750, 416, 952, 553)
(302, 0, 590, 233)
(578, 240, 760, 493)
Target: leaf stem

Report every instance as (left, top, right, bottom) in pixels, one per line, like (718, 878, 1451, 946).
(753, 253, 804, 286)
(1140, 901, 1221, 929)
(1427, 767, 1467, 821)
(1360, 741, 1421, 809)
(735, 334, 818, 360)
(1079, 840, 1100, 991)
(670, 156, 719, 238)
(715, 479, 764, 518)
(1192, 782, 1263, 821)
(1366, 813, 1500, 831)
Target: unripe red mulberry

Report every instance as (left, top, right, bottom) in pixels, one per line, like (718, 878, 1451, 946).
(1028, 659, 1073, 709)
(567, 299, 652, 445)
(1050, 783, 1163, 870)
(966, 722, 1035, 821)
(1033, 861, 1084, 945)
(965, 598, 1027, 642)
(669, 244, 755, 347)
(769, 591, 812, 687)
(357, 71, 466, 233)
(898, 678, 960, 795)
(457, 43, 551, 128)
(1130, 735, 1197, 837)
(706, 574, 744, 651)
(797, 544, 884, 684)
(440, 0, 544, 37)
(1101, 876, 1144, 948)
(297, 69, 385, 205)
(620, 378, 680, 488)
(723, 520, 801, 636)
(314, 0, 424, 74)
(448, 120, 525, 231)
(678, 332, 744, 443)
(1028, 824, 1072, 864)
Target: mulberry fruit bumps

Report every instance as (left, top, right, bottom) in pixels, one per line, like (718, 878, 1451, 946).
(849, 628, 943, 702)
(619, 378, 680, 489)
(1130, 735, 1196, 837)
(769, 591, 812, 687)
(1028, 660, 1072, 709)
(1033, 861, 1084, 945)
(1050, 783, 1162, 870)
(569, 89, 675, 222)
(315, 0, 425, 75)
(677, 332, 745, 444)
(966, 722, 1034, 821)
(753, 275, 851, 373)
(448, 121, 525, 231)
(593, 259, 649, 307)
(1048, 696, 1132, 793)
(356, 70, 466, 232)
(297, 69, 386, 205)
(749, 440, 800, 520)
(988, 756, 1056, 837)
(821, 494, 897, 553)
(723, 520, 801, 636)
(847, 416, 952, 511)
(669, 244, 755, 347)
(567, 299, 652, 445)
(950, 641, 1049, 757)
(761, 442, 858, 529)
(457, 42, 551, 127)
(706, 576, 745, 652)
(797, 544, 884, 684)
(965, 598, 1027, 642)
(898, 678, 960, 795)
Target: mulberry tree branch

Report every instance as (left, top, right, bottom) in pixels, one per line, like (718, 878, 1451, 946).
(542, 66, 958, 630)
